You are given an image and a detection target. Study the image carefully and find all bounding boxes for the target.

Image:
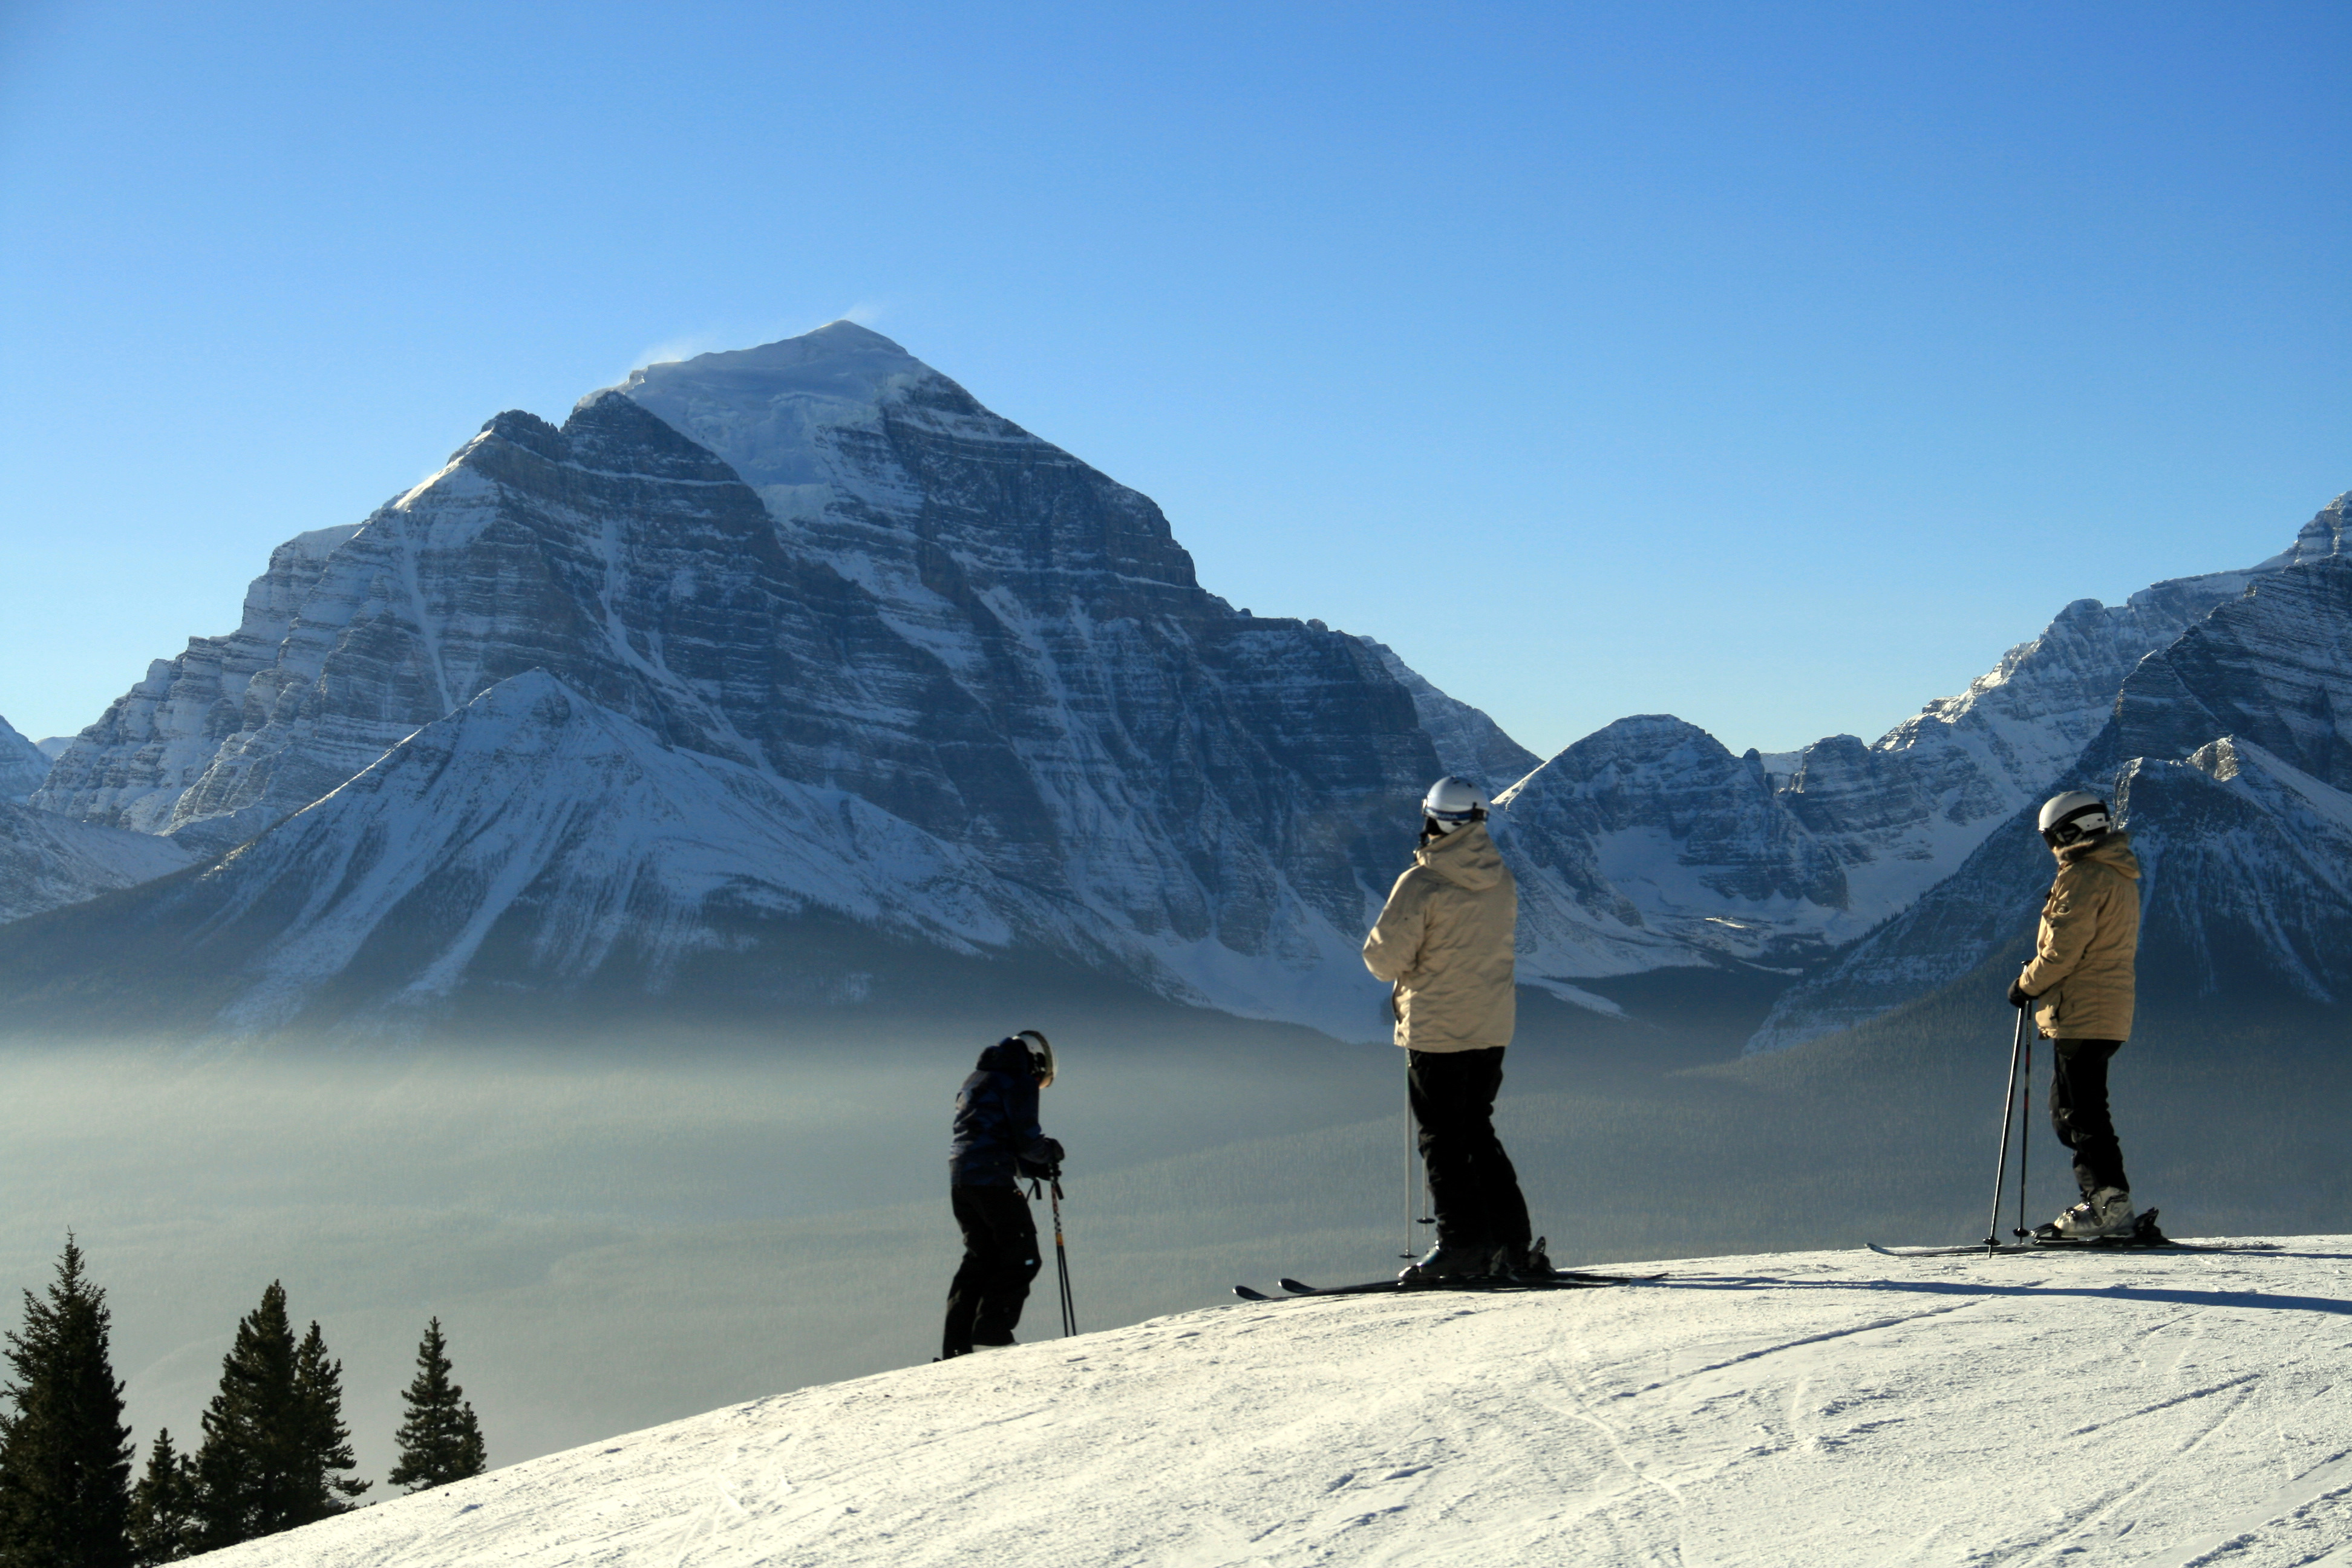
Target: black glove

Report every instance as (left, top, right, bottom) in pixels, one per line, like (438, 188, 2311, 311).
(2007, 977, 2039, 1010)
(1018, 1138, 1065, 1180)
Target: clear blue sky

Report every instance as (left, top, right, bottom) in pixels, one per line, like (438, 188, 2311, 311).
(2, 1, 2344, 759)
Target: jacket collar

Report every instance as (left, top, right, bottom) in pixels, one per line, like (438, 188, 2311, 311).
(2056, 831, 2140, 879)
(1416, 821, 1504, 890)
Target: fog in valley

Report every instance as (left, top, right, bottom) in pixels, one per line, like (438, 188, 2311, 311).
(3, 987, 2346, 1484)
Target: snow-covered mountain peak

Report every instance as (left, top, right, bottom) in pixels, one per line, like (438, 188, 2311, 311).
(613, 321, 944, 496)
(615, 320, 1207, 618)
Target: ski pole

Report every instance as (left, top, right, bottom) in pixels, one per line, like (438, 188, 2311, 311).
(1983, 1004, 2029, 1250)
(2014, 1021, 2033, 1240)
(1398, 986, 1417, 1262)
(1049, 1173, 1077, 1338)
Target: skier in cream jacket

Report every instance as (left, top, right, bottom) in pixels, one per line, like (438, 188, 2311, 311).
(2008, 790, 2146, 1241)
(1362, 776, 1543, 1282)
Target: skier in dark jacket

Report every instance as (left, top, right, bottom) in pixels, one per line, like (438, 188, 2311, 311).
(942, 1030, 1063, 1359)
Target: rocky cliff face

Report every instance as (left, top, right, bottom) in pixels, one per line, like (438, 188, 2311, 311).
(1352, 637, 1540, 795)
(34, 526, 360, 839)
(22, 325, 1460, 1034)
(0, 717, 48, 805)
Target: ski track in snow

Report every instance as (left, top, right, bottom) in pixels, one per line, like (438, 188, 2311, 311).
(201, 1240, 2352, 1567)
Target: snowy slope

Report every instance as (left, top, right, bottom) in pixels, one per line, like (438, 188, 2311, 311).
(0, 802, 194, 925)
(0, 716, 48, 803)
(201, 1238, 2352, 1568)
(10, 671, 1411, 1034)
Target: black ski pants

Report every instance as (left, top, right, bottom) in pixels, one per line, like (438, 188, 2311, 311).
(943, 1184, 1040, 1359)
(1408, 1047, 1531, 1250)
(2050, 1037, 2131, 1198)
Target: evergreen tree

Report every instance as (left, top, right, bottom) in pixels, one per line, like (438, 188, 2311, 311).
(0, 1236, 134, 1568)
(125, 1430, 192, 1566)
(387, 1319, 485, 1492)
(188, 1282, 306, 1550)
(290, 1322, 367, 1515)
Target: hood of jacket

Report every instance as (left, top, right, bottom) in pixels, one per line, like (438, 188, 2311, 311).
(1416, 820, 1504, 892)
(2056, 831, 2141, 880)
(974, 1038, 1034, 1077)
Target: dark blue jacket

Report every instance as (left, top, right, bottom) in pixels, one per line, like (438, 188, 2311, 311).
(949, 1039, 1058, 1187)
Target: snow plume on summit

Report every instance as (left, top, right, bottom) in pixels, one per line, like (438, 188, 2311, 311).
(21, 324, 1481, 1036)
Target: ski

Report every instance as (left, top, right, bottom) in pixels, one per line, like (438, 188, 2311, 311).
(1280, 1271, 1661, 1293)
(1870, 1209, 2279, 1258)
(1230, 1270, 1662, 1302)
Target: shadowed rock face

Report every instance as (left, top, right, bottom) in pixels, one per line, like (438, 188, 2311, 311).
(24, 326, 1454, 1034)
(0, 802, 192, 925)
(2119, 739, 2352, 1005)
(2110, 557, 2352, 790)
(0, 717, 47, 805)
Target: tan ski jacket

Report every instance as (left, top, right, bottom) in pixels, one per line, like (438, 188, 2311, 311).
(2019, 832, 2142, 1041)
(1362, 822, 1517, 1053)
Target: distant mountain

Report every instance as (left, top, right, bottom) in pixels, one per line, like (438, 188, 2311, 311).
(1748, 497, 2351, 1050)
(20, 326, 1468, 1036)
(8, 318, 2344, 1049)
(0, 716, 48, 803)
(1487, 537, 2316, 993)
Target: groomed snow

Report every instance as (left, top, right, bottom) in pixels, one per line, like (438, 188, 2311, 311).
(203, 1237, 2352, 1567)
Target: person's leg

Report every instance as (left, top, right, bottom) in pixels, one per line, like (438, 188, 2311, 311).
(1468, 1051, 1531, 1251)
(1410, 1049, 1488, 1246)
(969, 1186, 1041, 1347)
(1409, 1048, 1529, 1250)
(942, 1186, 995, 1358)
(2049, 1039, 2129, 1196)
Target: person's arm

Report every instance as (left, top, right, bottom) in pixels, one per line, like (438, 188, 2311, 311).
(1010, 1076, 1063, 1172)
(2018, 862, 2101, 997)
(1362, 871, 1428, 984)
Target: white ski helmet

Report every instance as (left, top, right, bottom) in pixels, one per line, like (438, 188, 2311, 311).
(1014, 1028, 1056, 1087)
(1421, 776, 1489, 833)
(2037, 791, 2112, 848)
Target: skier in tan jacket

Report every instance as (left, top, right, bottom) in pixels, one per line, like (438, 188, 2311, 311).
(1362, 777, 1541, 1282)
(2008, 790, 2145, 1240)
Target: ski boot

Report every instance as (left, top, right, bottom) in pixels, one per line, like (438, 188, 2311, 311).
(2035, 1186, 2136, 1241)
(1497, 1236, 1553, 1281)
(1399, 1239, 1498, 1284)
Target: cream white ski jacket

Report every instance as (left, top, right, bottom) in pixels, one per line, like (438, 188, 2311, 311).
(1362, 822, 1517, 1053)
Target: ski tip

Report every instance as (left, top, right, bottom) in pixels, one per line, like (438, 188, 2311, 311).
(1232, 1285, 1272, 1301)
(1277, 1278, 1315, 1294)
